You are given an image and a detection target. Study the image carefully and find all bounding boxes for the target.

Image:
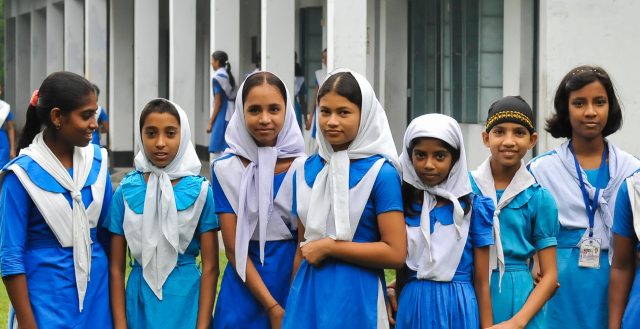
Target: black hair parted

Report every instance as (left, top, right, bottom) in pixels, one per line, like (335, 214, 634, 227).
(139, 99, 181, 132)
(545, 65, 622, 138)
(212, 50, 236, 89)
(241, 71, 287, 106)
(317, 72, 362, 110)
(18, 71, 95, 150)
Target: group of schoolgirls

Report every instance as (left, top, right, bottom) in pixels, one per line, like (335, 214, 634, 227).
(0, 64, 639, 329)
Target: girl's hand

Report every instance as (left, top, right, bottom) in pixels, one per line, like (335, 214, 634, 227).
(206, 122, 213, 134)
(305, 117, 313, 131)
(10, 149, 16, 159)
(386, 286, 398, 327)
(486, 319, 525, 329)
(267, 304, 284, 329)
(301, 238, 335, 266)
(533, 272, 560, 290)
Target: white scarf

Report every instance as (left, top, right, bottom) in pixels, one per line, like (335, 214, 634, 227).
(0, 100, 10, 127)
(471, 157, 535, 289)
(400, 114, 472, 281)
(17, 132, 99, 311)
(528, 140, 640, 251)
(213, 67, 236, 121)
(128, 99, 203, 300)
(626, 172, 640, 241)
(222, 71, 305, 281)
(304, 68, 400, 244)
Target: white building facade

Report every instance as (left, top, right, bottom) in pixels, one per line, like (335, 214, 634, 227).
(4, 0, 640, 167)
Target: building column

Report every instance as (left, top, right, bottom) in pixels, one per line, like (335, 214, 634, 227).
(64, 0, 84, 74)
(16, 13, 31, 130)
(46, 2, 64, 73)
(261, 0, 295, 92)
(5, 16, 16, 116)
(211, 0, 240, 99)
(30, 9, 46, 91)
(109, 0, 135, 166)
(327, 0, 367, 75)
(133, 0, 159, 154)
(85, 0, 108, 103)
(194, 0, 210, 150)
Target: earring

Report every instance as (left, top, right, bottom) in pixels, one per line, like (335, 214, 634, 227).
(55, 122, 61, 130)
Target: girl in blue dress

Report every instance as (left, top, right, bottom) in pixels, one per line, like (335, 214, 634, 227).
(528, 65, 640, 329)
(610, 170, 640, 329)
(470, 96, 559, 329)
(207, 50, 237, 161)
(0, 71, 112, 328)
(391, 113, 494, 329)
(105, 99, 219, 329)
(212, 71, 306, 329)
(283, 69, 407, 329)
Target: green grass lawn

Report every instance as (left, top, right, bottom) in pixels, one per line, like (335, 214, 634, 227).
(0, 252, 394, 329)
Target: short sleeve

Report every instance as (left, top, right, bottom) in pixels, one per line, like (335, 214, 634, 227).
(211, 167, 235, 214)
(531, 188, 560, 250)
(212, 79, 223, 95)
(198, 187, 220, 233)
(0, 173, 30, 276)
(613, 181, 636, 239)
(371, 162, 403, 215)
(469, 195, 494, 248)
(104, 186, 126, 236)
(6, 112, 14, 121)
(98, 108, 108, 122)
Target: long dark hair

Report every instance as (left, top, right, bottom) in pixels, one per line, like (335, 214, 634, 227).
(18, 71, 95, 150)
(212, 50, 236, 89)
(402, 137, 471, 217)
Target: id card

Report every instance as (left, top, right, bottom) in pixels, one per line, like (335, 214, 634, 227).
(578, 238, 601, 269)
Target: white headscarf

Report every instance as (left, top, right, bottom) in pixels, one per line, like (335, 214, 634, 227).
(130, 99, 202, 299)
(399, 114, 472, 260)
(223, 71, 305, 281)
(304, 68, 400, 243)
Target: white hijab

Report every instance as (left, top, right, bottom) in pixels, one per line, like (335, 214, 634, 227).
(304, 68, 400, 243)
(399, 114, 472, 260)
(19, 132, 96, 311)
(130, 99, 202, 299)
(223, 71, 305, 280)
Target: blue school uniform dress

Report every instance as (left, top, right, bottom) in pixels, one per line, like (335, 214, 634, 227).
(282, 155, 403, 329)
(395, 195, 494, 329)
(470, 178, 559, 328)
(528, 141, 640, 329)
(613, 174, 640, 329)
(212, 154, 300, 329)
(104, 171, 218, 329)
(0, 111, 13, 167)
(209, 75, 231, 153)
(0, 145, 112, 329)
(294, 76, 306, 131)
(91, 106, 108, 146)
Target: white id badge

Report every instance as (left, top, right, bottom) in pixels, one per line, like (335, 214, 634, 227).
(578, 237, 601, 269)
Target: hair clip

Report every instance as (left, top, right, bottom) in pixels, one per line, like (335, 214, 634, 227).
(30, 89, 39, 107)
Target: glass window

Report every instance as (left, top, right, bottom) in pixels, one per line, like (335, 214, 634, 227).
(408, 0, 504, 123)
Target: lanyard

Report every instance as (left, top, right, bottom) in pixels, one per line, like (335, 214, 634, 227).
(569, 142, 608, 237)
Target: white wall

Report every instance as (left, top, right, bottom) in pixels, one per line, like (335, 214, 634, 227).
(538, 0, 640, 156)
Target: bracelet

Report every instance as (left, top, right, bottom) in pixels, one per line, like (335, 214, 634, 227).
(266, 302, 279, 312)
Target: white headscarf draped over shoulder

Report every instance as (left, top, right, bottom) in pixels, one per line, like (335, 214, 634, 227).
(130, 99, 202, 300)
(223, 71, 305, 281)
(399, 114, 472, 260)
(304, 68, 400, 244)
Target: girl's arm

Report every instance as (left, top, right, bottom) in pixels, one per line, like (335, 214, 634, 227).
(609, 234, 636, 329)
(3, 275, 37, 329)
(207, 93, 222, 133)
(219, 213, 284, 328)
(489, 247, 558, 329)
(290, 218, 305, 283)
(473, 246, 493, 328)
(109, 235, 128, 329)
(196, 231, 219, 329)
(7, 120, 15, 158)
(300, 210, 407, 269)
